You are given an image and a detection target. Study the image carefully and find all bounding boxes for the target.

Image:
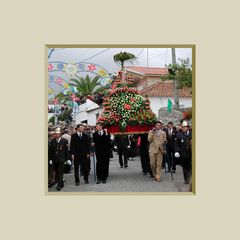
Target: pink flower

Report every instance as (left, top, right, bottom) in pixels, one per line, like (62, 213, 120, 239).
(48, 64, 54, 71)
(56, 77, 63, 84)
(88, 64, 96, 71)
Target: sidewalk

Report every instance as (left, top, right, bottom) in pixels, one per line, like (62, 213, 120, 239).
(48, 152, 191, 193)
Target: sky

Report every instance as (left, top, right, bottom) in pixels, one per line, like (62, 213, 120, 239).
(48, 47, 192, 73)
(48, 47, 192, 96)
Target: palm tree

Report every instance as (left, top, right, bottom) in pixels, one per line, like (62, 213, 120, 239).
(69, 74, 106, 97)
(113, 51, 137, 71)
(53, 92, 77, 109)
(55, 75, 108, 106)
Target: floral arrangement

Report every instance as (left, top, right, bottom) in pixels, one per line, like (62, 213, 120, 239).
(98, 86, 157, 132)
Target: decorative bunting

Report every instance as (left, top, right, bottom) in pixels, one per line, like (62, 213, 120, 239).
(87, 64, 96, 71)
(98, 69, 107, 77)
(64, 63, 78, 76)
(56, 77, 63, 84)
(63, 83, 69, 88)
(48, 64, 54, 71)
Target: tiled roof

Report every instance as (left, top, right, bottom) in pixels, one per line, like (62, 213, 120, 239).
(139, 82, 192, 97)
(126, 66, 168, 75)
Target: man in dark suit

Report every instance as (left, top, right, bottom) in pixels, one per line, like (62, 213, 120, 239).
(70, 124, 90, 185)
(166, 121, 177, 173)
(174, 121, 192, 184)
(114, 134, 129, 168)
(93, 122, 111, 184)
(49, 128, 69, 191)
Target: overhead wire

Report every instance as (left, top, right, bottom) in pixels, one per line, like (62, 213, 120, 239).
(136, 48, 144, 58)
(137, 49, 167, 64)
(80, 48, 111, 62)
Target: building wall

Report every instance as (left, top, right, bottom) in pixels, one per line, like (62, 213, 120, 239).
(149, 96, 192, 116)
(75, 107, 103, 126)
(136, 76, 167, 90)
(145, 76, 163, 86)
(74, 99, 102, 125)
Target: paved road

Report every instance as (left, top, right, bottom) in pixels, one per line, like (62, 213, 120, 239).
(48, 152, 191, 193)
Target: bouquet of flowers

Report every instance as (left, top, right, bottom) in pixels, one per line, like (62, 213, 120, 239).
(97, 86, 156, 133)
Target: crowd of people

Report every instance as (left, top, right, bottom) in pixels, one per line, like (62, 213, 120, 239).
(48, 119, 192, 191)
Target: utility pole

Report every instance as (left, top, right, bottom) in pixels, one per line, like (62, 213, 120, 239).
(172, 48, 179, 110)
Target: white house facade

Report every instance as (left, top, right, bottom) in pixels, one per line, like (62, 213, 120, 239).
(74, 99, 102, 126)
(149, 96, 192, 116)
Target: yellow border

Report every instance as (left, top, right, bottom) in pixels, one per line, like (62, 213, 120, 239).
(45, 44, 196, 196)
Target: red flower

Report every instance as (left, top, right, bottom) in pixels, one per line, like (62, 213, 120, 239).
(124, 104, 131, 110)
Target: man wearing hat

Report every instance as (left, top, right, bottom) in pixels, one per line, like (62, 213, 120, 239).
(49, 127, 70, 191)
(174, 121, 192, 184)
(148, 121, 167, 182)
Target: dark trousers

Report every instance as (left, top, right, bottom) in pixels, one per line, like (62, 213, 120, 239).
(118, 149, 128, 167)
(54, 162, 64, 188)
(181, 157, 192, 183)
(96, 153, 110, 181)
(48, 163, 54, 184)
(167, 149, 176, 171)
(74, 156, 90, 182)
(140, 150, 152, 174)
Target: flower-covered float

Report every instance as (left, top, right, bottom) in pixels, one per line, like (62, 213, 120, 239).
(97, 79, 157, 134)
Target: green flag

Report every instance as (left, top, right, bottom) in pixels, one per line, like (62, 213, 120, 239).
(167, 98, 172, 112)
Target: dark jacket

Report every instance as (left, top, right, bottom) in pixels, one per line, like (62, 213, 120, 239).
(49, 138, 69, 163)
(93, 131, 111, 155)
(70, 132, 90, 157)
(114, 135, 129, 150)
(174, 131, 192, 158)
(166, 128, 177, 151)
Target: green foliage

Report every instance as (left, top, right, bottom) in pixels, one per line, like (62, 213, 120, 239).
(113, 52, 137, 70)
(48, 116, 55, 125)
(164, 58, 192, 88)
(58, 108, 72, 122)
(69, 75, 106, 97)
(55, 91, 72, 105)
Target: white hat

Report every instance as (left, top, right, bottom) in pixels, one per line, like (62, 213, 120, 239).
(55, 127, 62, 134)
(182, 121, 189, 127)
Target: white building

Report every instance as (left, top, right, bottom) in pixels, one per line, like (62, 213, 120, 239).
(74, 99, 102, 126)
